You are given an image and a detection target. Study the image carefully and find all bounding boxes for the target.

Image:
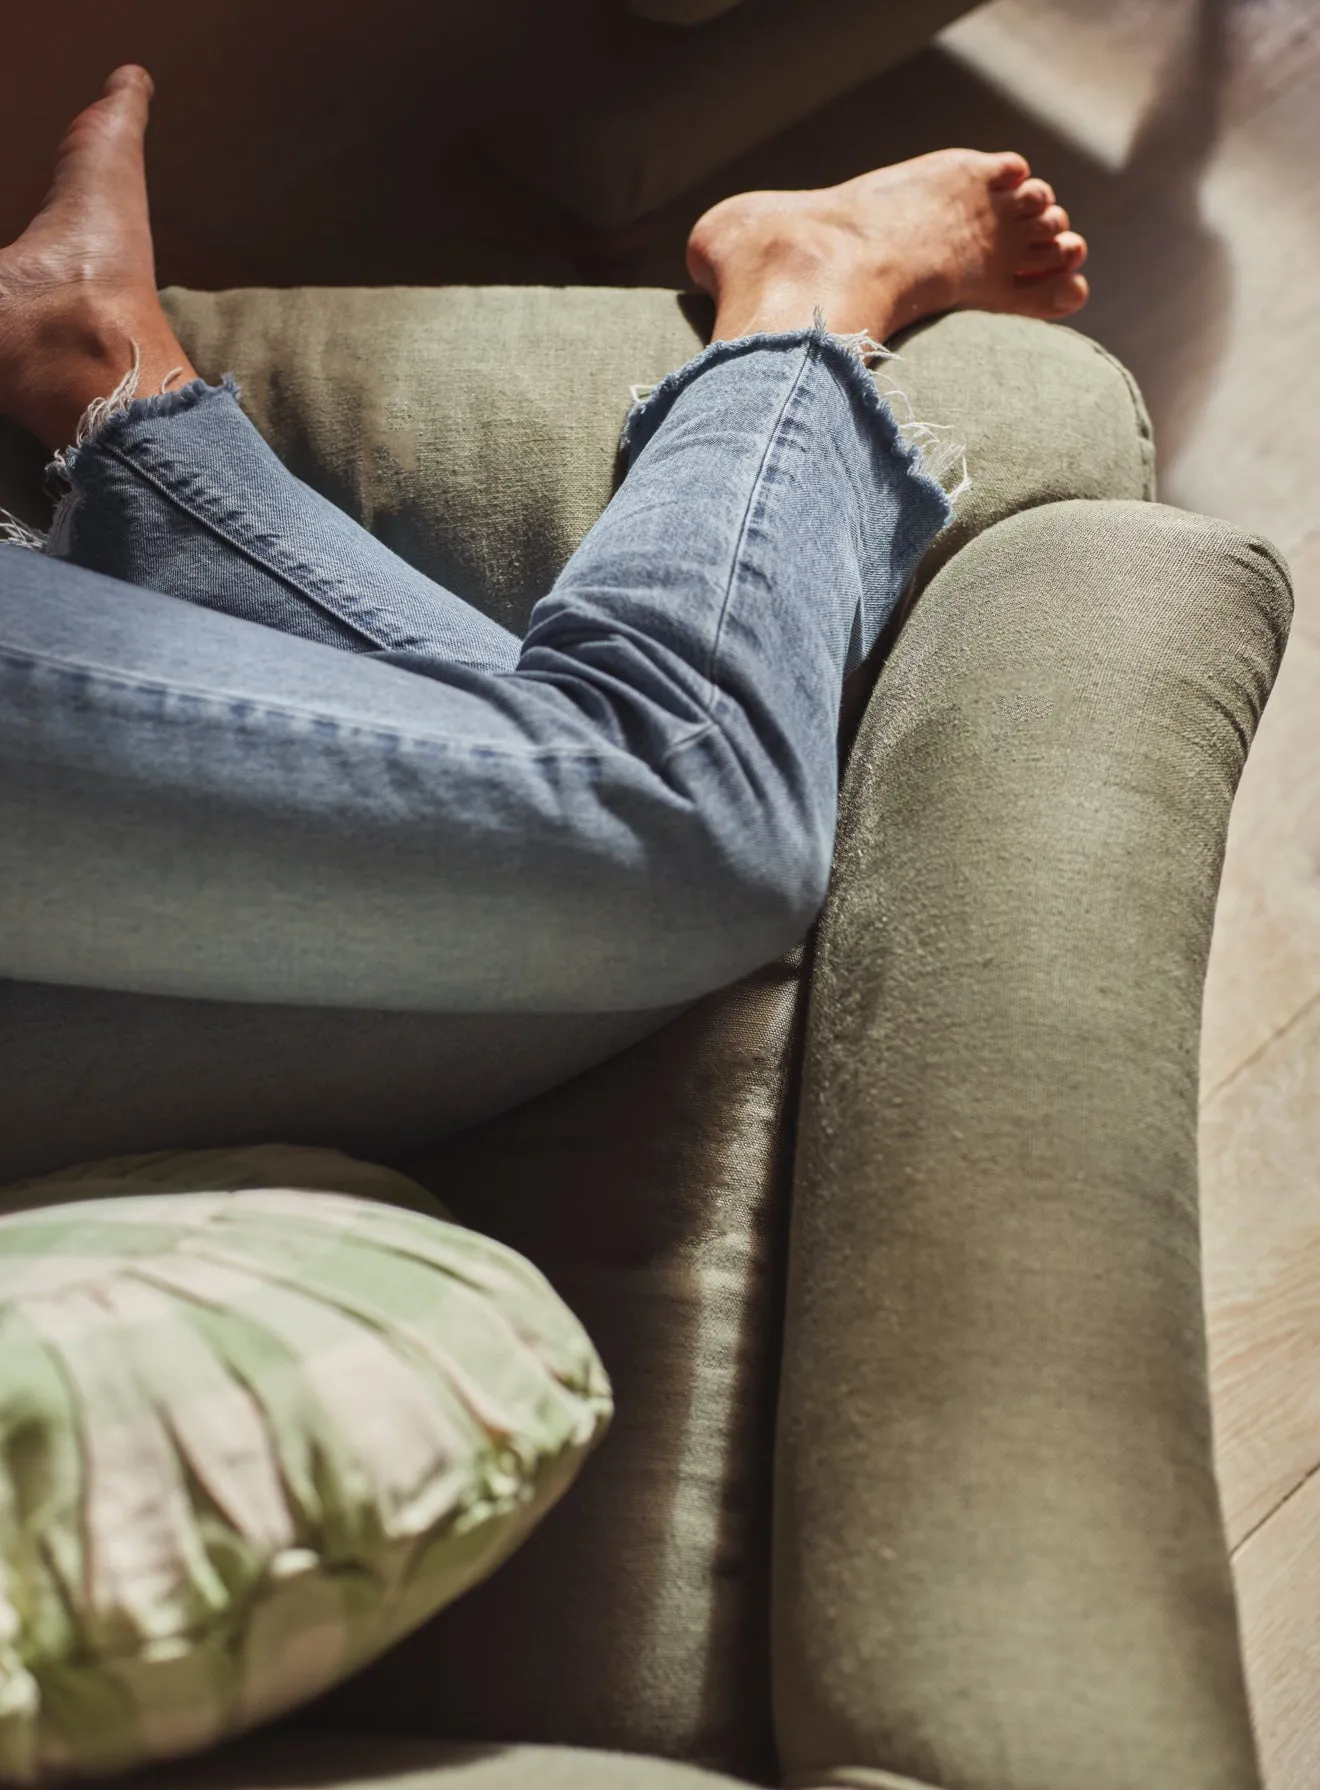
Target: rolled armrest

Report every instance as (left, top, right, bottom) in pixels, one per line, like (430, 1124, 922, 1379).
(774, 499, 1292, 1790)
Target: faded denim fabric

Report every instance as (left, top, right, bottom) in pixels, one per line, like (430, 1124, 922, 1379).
(0, 324, 949, 1014)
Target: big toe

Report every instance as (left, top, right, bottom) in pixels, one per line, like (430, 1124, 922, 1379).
(104, 64, 154, 100)
(987, 150, 1031, 191)
(47, 65, 153, 207)
(88, 65, 154, 145)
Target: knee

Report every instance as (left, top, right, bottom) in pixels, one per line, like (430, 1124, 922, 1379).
(675, 792, 833, 995)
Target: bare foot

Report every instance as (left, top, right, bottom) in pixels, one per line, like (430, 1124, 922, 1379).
(687, 149, 1089, 344)
(0, 65, 197, 452)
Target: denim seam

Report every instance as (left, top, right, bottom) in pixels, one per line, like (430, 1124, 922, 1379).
(627, 324, 953, 767)
(705, 338, 816, 724)
(97, 439, 387, 654)
(655, 340, 816, 770)
(621, 319, 954, 503)
(0, 644, 737, 775)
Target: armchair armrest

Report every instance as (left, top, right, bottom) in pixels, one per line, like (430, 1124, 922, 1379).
(775, 499, 1292, 1790)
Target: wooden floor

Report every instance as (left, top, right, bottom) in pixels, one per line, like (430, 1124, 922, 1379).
(924, 7, 1320, 1785)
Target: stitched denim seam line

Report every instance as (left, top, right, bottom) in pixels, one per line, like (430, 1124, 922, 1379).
(657, 341, 814, 771)
(99, 440, 389, 653)
(0, 644, 733, 774)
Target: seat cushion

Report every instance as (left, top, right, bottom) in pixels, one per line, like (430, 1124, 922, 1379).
(2, 289, 1153, 617)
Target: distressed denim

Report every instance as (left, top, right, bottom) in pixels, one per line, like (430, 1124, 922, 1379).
(0, 324, 949, 1019)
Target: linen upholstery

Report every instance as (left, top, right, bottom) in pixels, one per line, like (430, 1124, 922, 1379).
(775, 500, 1291, 1790)
(0, 289, 1154, 624)
(886, 311, 1156, 589)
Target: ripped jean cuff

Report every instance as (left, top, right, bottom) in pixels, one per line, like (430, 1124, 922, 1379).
(0, 349, 523, 670)
(2, 317, 965, 682)
(0, 344, 219, 558)
(623, 308, 966, 497)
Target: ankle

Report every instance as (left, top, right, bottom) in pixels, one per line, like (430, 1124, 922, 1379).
(2, 298, 196, 451)
(693, 203, 906, 343)
(712, 290, 824, 343)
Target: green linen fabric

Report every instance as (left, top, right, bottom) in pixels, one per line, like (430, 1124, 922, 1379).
(774, 500, 1291, 1790)
(0, 1151, 611, 1783)
(884, 311, 1156, 589)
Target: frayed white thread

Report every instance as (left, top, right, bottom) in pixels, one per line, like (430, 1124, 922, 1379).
(48, 339, 143, 489)
(814, 307, 971, 508)
(623, 315, 971, 508)
(869, 366, 971, 504)
(41, 342, 150, 556)
(0, 508, 47, 552)
(1, 345, 187, 556)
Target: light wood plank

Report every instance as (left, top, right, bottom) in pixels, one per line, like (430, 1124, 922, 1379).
(942, 0, 1320, 558)
(1201, 607, 1320, 1097)
(1235, 1466, 1320, 1790)
(1204, 999, 1320, 1547)
(945, 0, 1320, 152)
(1288, 530, 1320, 652)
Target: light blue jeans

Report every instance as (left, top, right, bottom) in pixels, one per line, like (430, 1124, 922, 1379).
(0, 324, 949, 1173)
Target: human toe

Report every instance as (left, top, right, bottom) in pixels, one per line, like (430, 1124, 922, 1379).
(986, 150, 1031, 190)
(1029, 269, 1090, 317)
(1026, 203, 1070, 241)
(1017, 229, 1087, 274)
(1007, 177, 1055, 218)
